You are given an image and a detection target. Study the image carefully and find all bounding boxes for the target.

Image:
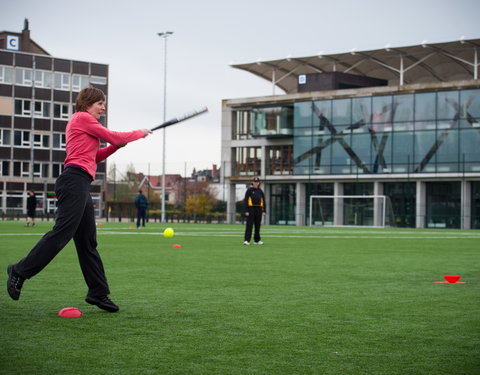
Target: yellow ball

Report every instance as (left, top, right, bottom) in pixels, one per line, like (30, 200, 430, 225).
(164, 228, 174, 238)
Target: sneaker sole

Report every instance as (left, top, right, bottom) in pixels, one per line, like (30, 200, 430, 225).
(85, 297, 119, 312)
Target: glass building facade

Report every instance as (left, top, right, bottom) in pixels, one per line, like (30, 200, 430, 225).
(293, 89, 480, 176)
(225, 88, 480, 229)
(227, 89, 480, 228)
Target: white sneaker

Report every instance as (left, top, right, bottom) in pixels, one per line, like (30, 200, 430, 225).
(243, 241, 250, 245)
(254, 241, 264, 245)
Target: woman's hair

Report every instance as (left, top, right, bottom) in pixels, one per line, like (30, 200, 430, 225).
(75, 87, 106, 112)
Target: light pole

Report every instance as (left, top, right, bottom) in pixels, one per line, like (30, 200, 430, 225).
(158, 31, 173, 223)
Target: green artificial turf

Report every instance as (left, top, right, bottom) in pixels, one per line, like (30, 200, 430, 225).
(1, 221, 479, 375)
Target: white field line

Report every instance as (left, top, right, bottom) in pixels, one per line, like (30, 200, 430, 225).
(0, 229, 480, 240)
(79, 231, 480, 239)
(95, 228, 480, 237)
(0, 232, 480, 240)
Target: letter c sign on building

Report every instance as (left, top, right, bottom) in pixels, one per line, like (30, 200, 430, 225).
(6, 35, 20, 51)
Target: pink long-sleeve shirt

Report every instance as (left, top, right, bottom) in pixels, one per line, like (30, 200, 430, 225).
(64, 112, 144, 180)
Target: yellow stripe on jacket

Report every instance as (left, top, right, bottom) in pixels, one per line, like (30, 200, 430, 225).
(247, 197, 264, 207)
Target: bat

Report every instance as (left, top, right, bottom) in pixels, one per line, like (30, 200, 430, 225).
(150, 107, 208, 131)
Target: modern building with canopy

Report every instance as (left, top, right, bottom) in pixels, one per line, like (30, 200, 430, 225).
(221, 39, 480, 229)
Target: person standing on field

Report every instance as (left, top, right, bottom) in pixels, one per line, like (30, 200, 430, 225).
(135, 189, 148, 228)
(7, 87, 152, 312)
(243, 177, 266, 245)
(25, 190, 36, 227)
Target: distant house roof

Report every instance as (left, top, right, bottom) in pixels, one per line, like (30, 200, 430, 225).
(230, 38, 480, 94)
(138, 174, 183, 190)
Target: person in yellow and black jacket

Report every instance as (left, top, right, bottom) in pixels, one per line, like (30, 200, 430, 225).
(243, 177, 266, 245)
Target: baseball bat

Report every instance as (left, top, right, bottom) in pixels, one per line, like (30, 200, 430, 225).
(151, 106, 208, 131)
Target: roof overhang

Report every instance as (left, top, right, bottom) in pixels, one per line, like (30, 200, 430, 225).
(230, 39, 480, 94)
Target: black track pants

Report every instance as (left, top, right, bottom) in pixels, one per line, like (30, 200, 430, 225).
(244, 207, 263, 243)
(13, 167, 110, 297)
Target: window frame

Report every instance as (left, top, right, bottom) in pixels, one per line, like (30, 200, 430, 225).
(53, 103, 70, 119)
(14, 99, 32, 116)
(52, 132, 66, 149)
(34, 70, 53, 89)
(0, 65, 14, 84)
(33, 101, 51, 118)
(13, 130, 30, 147)
(72, 74, 90, 92)
(15, 68, 33, 86)
(0, 129, 11, 145)
(33, 133, 50, 148)
(54, 72, 70, 90)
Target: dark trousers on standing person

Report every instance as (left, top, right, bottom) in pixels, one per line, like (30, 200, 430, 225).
(244, 206, 263, 243)
(12, 167, 110, 298)
(137, 208, 146, 228)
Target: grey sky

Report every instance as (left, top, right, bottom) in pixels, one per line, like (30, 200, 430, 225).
(1, 0, 479, 176)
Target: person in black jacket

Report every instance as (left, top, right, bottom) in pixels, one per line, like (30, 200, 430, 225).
(25, 190, 36, 227)
(134, 189, 148, 228)
(243, 177, 266, 245)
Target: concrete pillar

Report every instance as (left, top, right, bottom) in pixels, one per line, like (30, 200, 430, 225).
(296, 182, 306, 226)
(374, 181, 384, 227)
(1, 181, 6, 214)
(227, 182, 237, 224)
(263, 182, 270, 225)
(260, 146, 268, 225)
(260, 145, 266, 178)
(334, 182, 344, 226)
(22, 188, 27, 215)
(416, 181, 426, 228)
(462, 180, 471, 230)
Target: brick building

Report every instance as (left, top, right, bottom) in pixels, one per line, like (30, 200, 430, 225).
(0, 20, 109, 217)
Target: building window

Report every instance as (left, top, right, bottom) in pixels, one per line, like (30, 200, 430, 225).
(472, 182, 480, 229)
(33, 163, 49, 178)
(232, 110, 252, 140)
(233, 105, 294, 139)
(0, 65, 13, 84)
(1, 160, 10, 176)
(52, 163, 64, 177)
(15, 68, 33, 86)
(332, 98, 352, 125)
(0, 129, 11, 145)
(54, 72, 70, 90)
(90, 76, 107, 85)
(270, 184, 296, 225)
(34, 70, 52, 88)
(14, 130, 30, 147)
(53, 103, 70, 119)
(426, 181, 461, 229)
(52, 133, 66, 149)
(415, 92, 436, 122)
(267, 145, 293, 175)
(14, 99, 31, 116)
(384, 182, 416, 228)
(251, 105, 293, 137)
(13, 161, 30, 177)
(33, 101, 51, 118)
(233, 147, 261, 177)
(305, 183, 334, 225)
(72, 74, 90, 92)
(33, 133, 50, 148)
